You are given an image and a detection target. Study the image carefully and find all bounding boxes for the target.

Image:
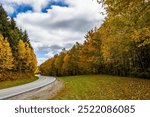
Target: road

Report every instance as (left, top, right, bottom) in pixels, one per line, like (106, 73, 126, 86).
(0, 75, 56, 99)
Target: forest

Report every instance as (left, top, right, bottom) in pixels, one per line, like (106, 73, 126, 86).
(40, 0, 150, 78)
(0, 5, 37, 81)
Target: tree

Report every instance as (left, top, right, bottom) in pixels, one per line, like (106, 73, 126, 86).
(97, 0, 150, 77)
(0, 34, 14, 71)
(54, 49, 66, 76)
(18, 40, 37, 72)
(0, 5, 10, 38)
(40, 0, 150, 78)
(10, 17, 17, 30)
(18, 39, 26, 71)
(22, 30, 30, 44)
(25, 43, 37, 72)
(0, 5, 37, 81)
(79, 30, 103, 74)
(61, 52, 72, 76)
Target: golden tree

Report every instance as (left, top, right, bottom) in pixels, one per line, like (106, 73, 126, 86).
(0, 34, 14, 71)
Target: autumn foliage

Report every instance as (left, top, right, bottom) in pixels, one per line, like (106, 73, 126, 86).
(0, 5, 37, 81)
(40, 0, 150, 78)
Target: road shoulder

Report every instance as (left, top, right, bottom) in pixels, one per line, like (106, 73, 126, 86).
(6, 80, 63, 100)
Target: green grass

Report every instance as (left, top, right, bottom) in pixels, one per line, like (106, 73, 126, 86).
(0, 76, 38, 90)
(50, 75, 150, 100)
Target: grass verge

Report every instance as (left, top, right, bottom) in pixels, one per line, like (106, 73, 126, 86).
(50, 75, 150, 100)
(0, 76, 38, 90)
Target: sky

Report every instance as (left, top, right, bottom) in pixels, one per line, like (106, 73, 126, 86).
(0, 0, 106, 65)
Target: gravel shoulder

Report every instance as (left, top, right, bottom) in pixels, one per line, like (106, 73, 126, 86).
(6, 80, 64, 100)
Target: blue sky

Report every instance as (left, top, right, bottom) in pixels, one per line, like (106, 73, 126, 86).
(2, 0, 69, 60)
(9, 4, 33, 17)
(1, 0, 105, 65)
(7, 1, 69, 17)
(42, 1, 68, 13)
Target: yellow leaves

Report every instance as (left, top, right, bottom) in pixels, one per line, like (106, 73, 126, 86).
(61, 53, 71, 74)
(139, 39, 150, 47)
(0, 34, 37, 73)
(25, 43, 37, 71)
(0, 34, 14, 70)
(131, 28, 150, 47)
(101, 45, 110, 63)
(18, 40, 26, 60)
(18, 40, 37, 72)
(40, 0, 149, 77)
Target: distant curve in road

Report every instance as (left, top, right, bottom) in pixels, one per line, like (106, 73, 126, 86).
(0, 75, 56, 99)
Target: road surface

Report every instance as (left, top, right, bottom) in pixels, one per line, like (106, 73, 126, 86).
(0, 75, 56, 99)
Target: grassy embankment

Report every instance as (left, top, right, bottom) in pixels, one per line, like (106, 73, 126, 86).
(0, 76, 38, 89)
(50, 75, 150, 100)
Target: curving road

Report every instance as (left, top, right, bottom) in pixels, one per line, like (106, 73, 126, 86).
(0, 75, 56, 99)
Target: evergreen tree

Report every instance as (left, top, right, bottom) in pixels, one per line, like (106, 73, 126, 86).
(0, 4, 9, 38)
(0, 5, 37, 81)
(10, 17, 17, 30)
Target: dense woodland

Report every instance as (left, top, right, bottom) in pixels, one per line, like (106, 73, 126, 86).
(40, 0, 150, 78)
(0, 5, 37, 81)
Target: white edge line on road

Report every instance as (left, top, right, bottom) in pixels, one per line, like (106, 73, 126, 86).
(0, 76, 56, 100)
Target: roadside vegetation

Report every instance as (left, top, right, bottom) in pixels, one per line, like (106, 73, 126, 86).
(40, 0, 150, 78)
(41, 0, 149, 100)
(0, 76, 38, 90)
(0, 5, 37, 81)
(50, 75, 150, 100)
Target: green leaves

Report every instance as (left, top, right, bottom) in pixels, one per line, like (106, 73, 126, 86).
(40, 0, 150, 78)
(0, 5, 37, 81)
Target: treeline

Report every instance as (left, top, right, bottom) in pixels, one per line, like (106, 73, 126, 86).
(0, 5, 37, 81)
(40, 0, 150, 78)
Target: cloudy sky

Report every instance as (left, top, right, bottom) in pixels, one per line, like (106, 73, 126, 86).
(0, 0, 105, 65)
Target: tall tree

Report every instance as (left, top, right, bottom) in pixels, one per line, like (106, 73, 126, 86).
(54, 49, 66, 76)
(0, 34, 14, 71)
(40, 0, 150, 78)
(0, 4, 9, 38)
(17, 39, 26, 71)
(25, 42, 37, 72)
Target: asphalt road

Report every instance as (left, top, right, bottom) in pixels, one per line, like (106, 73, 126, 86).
(0, 75, 56, 99)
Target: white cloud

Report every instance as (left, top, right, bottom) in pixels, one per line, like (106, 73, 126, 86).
(1, 0, 49, 12)
(37, 57, 49, 65)
(2, 0, 106, 65)
(45, 50, 56, 58)
(3, 5, 15, 14)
